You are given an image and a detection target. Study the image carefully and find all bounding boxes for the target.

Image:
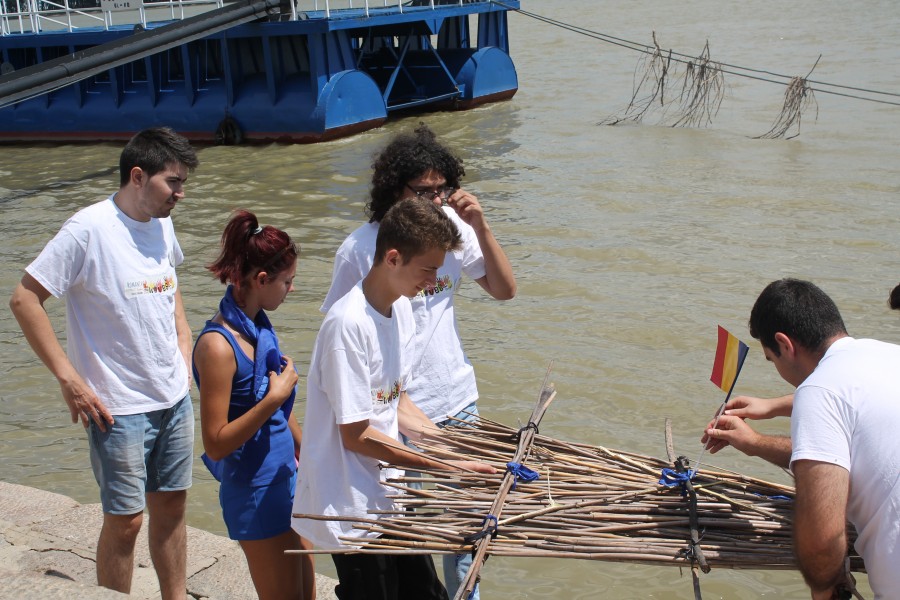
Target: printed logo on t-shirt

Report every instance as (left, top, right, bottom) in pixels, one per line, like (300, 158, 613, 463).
(372, 380, 401, 406)
(418, 274, 453, 298)
(124, 273, 176, 298)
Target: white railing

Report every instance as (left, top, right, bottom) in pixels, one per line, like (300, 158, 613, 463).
(293, 1, 473, 19)
(1, 0, 484, 35)
(0, 0, 223, 34)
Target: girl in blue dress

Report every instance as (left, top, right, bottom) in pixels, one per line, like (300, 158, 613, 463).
(193, 209, 315, 600)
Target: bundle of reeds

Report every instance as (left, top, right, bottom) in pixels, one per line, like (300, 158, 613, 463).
(292, 375, 864, 599)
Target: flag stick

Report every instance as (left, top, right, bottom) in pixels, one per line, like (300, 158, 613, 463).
(691, 357, 746, 477)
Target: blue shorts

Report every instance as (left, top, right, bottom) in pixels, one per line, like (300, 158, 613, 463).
(436, 400, 479, 429)
(88, 395, 194, 515)
(220, 470, 297, 541)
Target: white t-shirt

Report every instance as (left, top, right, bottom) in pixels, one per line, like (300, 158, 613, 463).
(791, 337, 900, 597)
(320, 208, 485, 422)
(292, 283, 416, 549)
(26, 196, 189, 415)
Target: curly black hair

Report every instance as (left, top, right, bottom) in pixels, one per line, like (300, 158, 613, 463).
(366, 123, 465, 223)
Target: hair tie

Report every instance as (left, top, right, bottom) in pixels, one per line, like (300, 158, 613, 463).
(251, 226, 263, 235)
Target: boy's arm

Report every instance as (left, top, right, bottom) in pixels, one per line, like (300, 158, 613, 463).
(397, 391, 440, 442)
(339, 394, 495, 475)
(339, 419, 450, 471)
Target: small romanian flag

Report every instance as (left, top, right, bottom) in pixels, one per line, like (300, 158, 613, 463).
(710, 325, 749, 393)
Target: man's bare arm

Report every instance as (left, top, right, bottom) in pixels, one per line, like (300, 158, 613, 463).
(701, 414, 792, 467)
(9, 273, 113, 429)
(724, 394, 794, 419)
(793, 459, 851, 598)
(446, 189, 516, 300)
(173, 289, 192, 388)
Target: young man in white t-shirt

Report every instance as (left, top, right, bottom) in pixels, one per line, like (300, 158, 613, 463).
(702, 278, 899, 599)
(293, 198, 496, 600)
(8, 128, 199, 599)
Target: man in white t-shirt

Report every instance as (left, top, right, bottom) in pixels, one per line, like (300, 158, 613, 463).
(321, 125, 516, 597)
(293, 198, 495, 600)
(8, 128, 199, 599)
(705, 278, 898, 599)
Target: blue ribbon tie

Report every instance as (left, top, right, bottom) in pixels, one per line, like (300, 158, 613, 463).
(658, 468, 695, 497)
(506, 462, 540, 490)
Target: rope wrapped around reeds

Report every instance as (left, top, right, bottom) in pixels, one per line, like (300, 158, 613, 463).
(294, 413, 865, 577)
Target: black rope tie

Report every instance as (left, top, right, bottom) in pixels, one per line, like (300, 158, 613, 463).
(510, 422, 539, 443)
(675, 455, 710, 575)
(463, 514, 499, 556)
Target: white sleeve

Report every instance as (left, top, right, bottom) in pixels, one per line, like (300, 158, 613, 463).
(26, 226, 87, 298)
(320, 253, 365, 314)
(456, 216, 486, 281)
(316, 315, 373, 425)
(790, 385, 854, 472)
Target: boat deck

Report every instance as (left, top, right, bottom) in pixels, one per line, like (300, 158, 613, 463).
(1, 0, 515, 36)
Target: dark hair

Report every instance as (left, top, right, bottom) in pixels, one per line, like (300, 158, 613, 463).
(366, 123, 465, 223)
(374, 198, 461, 265)
(207, 209, 299, 289)
(889, 283, 900, 310)
(119, 127, 200, 186)
(749, 278, 847, 356)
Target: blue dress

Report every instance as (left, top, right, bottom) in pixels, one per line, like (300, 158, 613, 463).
(193, 321, 298, 540)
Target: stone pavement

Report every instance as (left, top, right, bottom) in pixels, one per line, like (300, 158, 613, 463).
(0, 481, 338, 600)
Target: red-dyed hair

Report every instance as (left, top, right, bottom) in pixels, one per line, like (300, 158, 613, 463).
(208, 209, 299, 289)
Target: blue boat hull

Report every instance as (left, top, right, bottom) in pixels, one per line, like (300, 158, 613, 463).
(0, 2, 518, 142)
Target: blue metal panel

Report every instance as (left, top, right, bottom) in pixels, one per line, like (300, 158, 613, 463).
(221, 37, 234, 107)
(313, 68, 384, 132)
(110, 63, 121, 108)
(438, 15, 470, 50)
(262, 35, 276, 104)
(182, 43, 194, 106)
(75, 73, 85, 108)
(477, 10, 508, 53)
(452, 46, 516, 101)
(307, 32, 330, 95)
(144, 55, 158, 107)
(381, 31, 412, 105)
(35, 46, 49, 108)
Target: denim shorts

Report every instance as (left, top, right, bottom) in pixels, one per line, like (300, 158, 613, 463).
(220, 470, 297, 541)
(88, 394, 194, 514)
(436, 400, 479, 429)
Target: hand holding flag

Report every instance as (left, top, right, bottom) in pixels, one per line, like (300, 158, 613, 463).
(692, 326, 750, 477)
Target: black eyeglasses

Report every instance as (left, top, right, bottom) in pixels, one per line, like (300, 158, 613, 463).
(406, 184, 455, 202)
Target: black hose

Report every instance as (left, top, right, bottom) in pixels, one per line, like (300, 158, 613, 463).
(0, 0, 280, 107)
